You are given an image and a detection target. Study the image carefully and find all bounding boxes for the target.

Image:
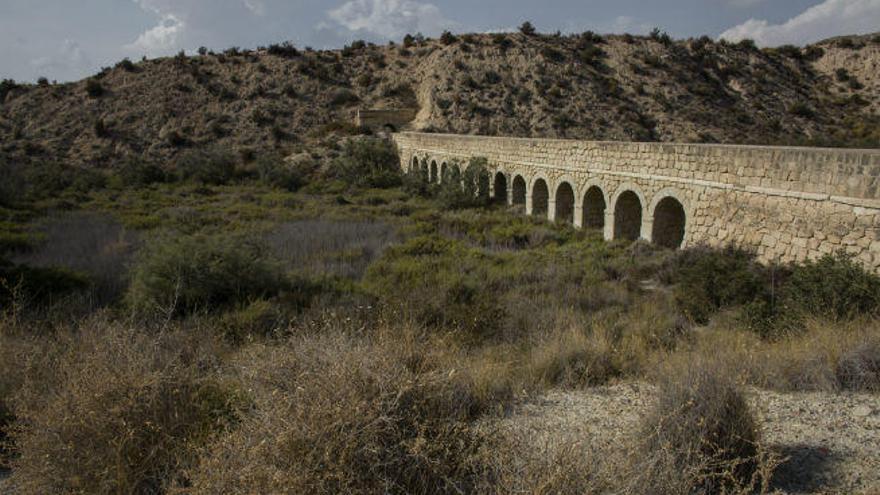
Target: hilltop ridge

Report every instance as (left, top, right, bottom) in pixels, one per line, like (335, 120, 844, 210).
(1, 30, 878, 169)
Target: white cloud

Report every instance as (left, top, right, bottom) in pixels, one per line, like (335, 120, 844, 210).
(719, 0, 880, 46)
(125, 0, 267, 56)
(327, 0, 456, 39)
(125, 14, 185, 54)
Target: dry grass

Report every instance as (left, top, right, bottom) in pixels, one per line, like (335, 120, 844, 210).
(686, 315, 880, 393)
(4, 318, 239, 494)
(626, 358, 774, 494)
(185, 323, 509, 494)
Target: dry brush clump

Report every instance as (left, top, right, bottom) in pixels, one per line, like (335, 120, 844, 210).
(625, 359, 775, 494)
(186, 327, 508, 494)
(5, 319, 241, 494)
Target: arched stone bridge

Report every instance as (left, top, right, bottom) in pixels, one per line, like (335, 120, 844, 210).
(392, 132, 880, 271)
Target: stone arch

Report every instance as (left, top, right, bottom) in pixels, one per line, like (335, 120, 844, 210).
(493, 172, 508, 204)
(531, 177, 550, 218)
(582, 182, 607, 230)
(440, 162, 449, 183)
(512, 175, 527, 206)
(430, 160, 439, 183)
(410, 156, 419, 174)
(611, 185, 646, 242)
(555, 181, 575, 224)
(649, 189, 689, 249)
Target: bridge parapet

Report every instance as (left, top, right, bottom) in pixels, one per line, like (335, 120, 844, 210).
(393, 132, 880, 271)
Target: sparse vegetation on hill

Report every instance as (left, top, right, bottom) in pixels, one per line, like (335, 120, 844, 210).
(1, 30, 879, 172)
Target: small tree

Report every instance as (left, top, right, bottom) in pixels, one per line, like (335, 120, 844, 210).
(330, 138, 402, 188)
(437, 158, 491, 209)
(440, 30, 457, 45)
(85, 79, 104, 98)
(175, 147, 236, 185)
(519, 21, 537, 36)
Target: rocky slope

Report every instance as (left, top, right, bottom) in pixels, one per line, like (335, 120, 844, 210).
(1, 31, 878, 169)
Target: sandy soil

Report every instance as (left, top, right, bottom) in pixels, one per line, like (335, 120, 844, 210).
(488, 382, 880, 494)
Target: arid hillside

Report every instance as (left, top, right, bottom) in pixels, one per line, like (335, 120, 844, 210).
(1, 30, 879, 169)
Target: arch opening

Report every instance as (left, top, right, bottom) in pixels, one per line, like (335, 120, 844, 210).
(613, 190, 642, 242)
(583, 186, 606, 229)
(430, 161, 438, 183)
(493, 173, 508, 204)
(420, 159, 429, 182)
(440, 162, 449, 183)
(555, 182, 575, 224)
(512, 176, 527, 206)
(410, 156, 419, 174)
(532, 179, 549, 218)
(652, 197, 686, 249)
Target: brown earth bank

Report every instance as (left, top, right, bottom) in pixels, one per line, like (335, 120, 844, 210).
(1, 31, 879, 171)
(488, 384, 880, 494)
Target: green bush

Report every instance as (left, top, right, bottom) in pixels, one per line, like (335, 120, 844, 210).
(117, 158, 168, 188)
(1, 79, 20, 101)
(670, 247, 773, 325)
(440, 30, 457, 45)
(175, 147, 236, 185)
(255, 153, 305, 191)
(363, 234, 504, 341)
(519, 21, 536, 36)
(779, 252, 880, 322)
(329, 89, 359, 107)
(437, 157, 490, 209)
(126, 234, 288, 317)
(329, 138, 402, 188)
(85, 79, 104, 97)
(22, 161, 74, 200)
(0, 258, 90, 309)
(0, 160, 25, 207)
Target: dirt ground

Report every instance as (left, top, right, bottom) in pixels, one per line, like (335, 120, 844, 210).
(488, 382, 880, 494)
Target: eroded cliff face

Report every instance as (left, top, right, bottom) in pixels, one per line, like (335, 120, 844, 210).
(813, 34, 880, 115)
(1, 32, 878, 169)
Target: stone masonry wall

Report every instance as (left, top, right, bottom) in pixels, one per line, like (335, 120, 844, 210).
(393, 132, 880, 271)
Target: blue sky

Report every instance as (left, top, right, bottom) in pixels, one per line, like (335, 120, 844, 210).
(1, 0, 878, 82)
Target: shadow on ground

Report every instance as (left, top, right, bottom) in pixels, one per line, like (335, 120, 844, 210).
(771, 443, 842, 493)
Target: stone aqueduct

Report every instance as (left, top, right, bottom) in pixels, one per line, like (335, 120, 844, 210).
(392, 132, 880, 271)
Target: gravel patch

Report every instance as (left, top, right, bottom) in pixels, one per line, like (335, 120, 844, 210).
(488, 382, 880, 494)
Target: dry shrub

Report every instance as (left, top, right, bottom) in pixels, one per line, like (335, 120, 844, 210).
(7, 319, 240, 494)
(187, 326, 504, 494)
(526, 295, 688, 388)
(627, 359, 773, 494)
(835, 336, 880, 391)
(527, 325, 618, 388)
(477, 433, 608, 494)
(692, 316, 880, 392)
